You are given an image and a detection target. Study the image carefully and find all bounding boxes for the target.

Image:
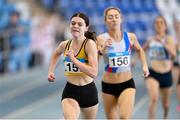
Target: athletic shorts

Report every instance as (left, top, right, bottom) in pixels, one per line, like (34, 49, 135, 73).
(62, 81, 98, 108)
(147, 68, 173, 88)
(102, 78, 136, 97)
(173, 62, 179, 67)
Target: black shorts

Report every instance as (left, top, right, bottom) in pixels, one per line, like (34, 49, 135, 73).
(62, 81, 98, 108)
(173, 62, 179, 67)
(102, 78, 136, 97)
(147, 68, 173, 88)
(178, 77, 180, 85)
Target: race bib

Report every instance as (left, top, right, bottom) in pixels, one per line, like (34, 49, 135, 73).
(149, 47, 166, 60)
(64, 62, 81, 73)
(109, 55, 130, 67)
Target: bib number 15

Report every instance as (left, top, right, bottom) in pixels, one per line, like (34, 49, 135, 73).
(109, 56, 130, 67)
(65, 62, 80, 72)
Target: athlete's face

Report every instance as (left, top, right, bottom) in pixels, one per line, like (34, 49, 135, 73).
(155, 17, 167, 34)
(105, 9, 121, 30)
(70, 17, 88, 38)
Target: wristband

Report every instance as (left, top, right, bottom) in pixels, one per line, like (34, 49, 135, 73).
(98, 50, 103, 56)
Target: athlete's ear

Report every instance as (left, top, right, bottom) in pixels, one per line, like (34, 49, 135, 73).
(86, 26, 89, 31)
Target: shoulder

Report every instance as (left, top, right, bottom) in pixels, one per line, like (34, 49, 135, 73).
(58, 40, 69, 48)
(146, 36, 154, 43)
(126, 32, 137, 45)
(55, 40, 70, 54)
(85, 39, 97, 55)
(97, 33, 107, 44)
(86, 39, 97, 47)
(127, 32, 137, 41)
(97, 33, 107, 40)
(166, 36, 174, 42)
(127, 32, 135, 36)
(127, 32, 136, 37)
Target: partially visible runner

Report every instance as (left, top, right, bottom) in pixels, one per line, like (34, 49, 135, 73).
(173, 18, 180, 112)
(143, 16, 176, 119)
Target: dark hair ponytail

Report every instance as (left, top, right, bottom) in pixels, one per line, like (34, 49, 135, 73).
(84, 31, 97, 41)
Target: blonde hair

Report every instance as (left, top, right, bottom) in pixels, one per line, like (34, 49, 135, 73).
(104, 7, 121, 21)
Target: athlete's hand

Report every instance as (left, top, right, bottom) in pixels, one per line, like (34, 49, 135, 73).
(101, 39, 113, 53)
(104, 39, 113, 48)
(66, 49, 75, 61)
(48, 73, 55, 82)
(142, 66, 149, 77)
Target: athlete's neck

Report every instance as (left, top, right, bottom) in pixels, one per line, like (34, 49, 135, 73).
(72, 36, 86, 45)
(108, 30, 122, 41)
(156, 31, 166, 37)
(156, 32, 166, 38)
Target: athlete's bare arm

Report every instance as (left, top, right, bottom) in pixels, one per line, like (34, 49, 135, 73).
(129, 33, 149, 77)
(96, 35, 105, 60)
(143, 37, 152, 51)
(97, 35, 112, 56)
(48, 41, 68, 81)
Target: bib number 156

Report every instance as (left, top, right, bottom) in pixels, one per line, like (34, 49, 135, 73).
(109, 56, 130, 67)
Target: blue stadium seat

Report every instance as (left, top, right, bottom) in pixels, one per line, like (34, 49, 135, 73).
(95, 24, 106, 34)
(0, 52, 3, 73)
(142, 0, 158, 13)
(118, 0, 132, 14)
(108, 0, 119, 7)
(95, 0, 109, 16)
(42, 0, 58, 10)
(130, 0, 144, 14)
(59, 0, 70, 9)
(0, 53, 2, 64)
(0, 0, 5, 12)
(134, 20, 147, 31)
(125, 21, 135, 32)
(4, 3, 16, 14)
(71, 0, 83, 8)
(0, 12, 9, 29)
(57, 0, 160, 46)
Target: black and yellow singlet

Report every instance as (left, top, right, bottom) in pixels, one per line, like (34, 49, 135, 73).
(64, 39, 88, 76)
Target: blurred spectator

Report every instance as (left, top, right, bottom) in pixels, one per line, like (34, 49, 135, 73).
(5, 11, 23, 49)
(30, 11, 63, 68)
(3, 10, 32, 72)
(156, 0, 180, 34)
(41, 0, 58, 12)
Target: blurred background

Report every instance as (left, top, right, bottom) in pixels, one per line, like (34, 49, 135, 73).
(0, 0, 180, 119)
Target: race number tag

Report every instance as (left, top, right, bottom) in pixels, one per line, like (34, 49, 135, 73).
(109, 55, 130, 67)
(64, 62, 81, 73)
(149, 47, 166, 60)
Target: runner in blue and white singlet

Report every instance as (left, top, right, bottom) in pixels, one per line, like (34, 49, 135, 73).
(101, 32, 132, 73)
(97, 7, 149, 119)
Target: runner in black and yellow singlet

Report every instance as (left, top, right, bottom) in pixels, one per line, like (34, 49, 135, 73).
(64, 39, 88, 76)
(48, 12, 98, 119)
